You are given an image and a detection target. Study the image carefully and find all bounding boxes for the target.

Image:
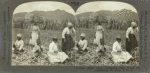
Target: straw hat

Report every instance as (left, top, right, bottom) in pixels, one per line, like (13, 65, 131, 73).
(131, 22, 137, 27)
(67, 22, 73, 27)
(17, 33, 22, 37)
(80, 33, 86, 37)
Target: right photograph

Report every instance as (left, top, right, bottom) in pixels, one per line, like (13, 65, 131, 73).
(75, 1, 139, 66)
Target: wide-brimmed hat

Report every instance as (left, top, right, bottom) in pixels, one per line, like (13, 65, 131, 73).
(131, 22, 137, 27)
(67, 22, 73, 27)
(80, 33, 86, 37)
(17, 33, 22, 37)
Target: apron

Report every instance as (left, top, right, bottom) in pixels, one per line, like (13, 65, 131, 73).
(126, 33, 138, 53)
(62, 34, 75, 54)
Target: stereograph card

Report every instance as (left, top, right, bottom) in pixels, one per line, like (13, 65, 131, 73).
(0, 0, 149, 72)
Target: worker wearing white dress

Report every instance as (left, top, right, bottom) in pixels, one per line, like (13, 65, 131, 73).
(29, 23, 40, 46)
(61, 22, 76, 54)
(48, 36, 68, 63)
(126, 22, 138, 54)
(12, 34, 24, 54)
(93, 22, 104, 52)
(111, 35, 132, 63)
(76, 33, 88, 52)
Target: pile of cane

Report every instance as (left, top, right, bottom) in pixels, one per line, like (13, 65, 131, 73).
(67, 45, 113, 66)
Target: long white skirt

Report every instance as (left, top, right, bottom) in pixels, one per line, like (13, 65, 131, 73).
(111, 51, 132, 63)
(29, 32, 38, 46)
(93, 31, 103, 45)
(93, 31, 103, 52)
(47, 52, 68, 63)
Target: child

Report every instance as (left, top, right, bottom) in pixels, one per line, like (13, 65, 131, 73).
(111, 35, 132, 63)
(47, 35, 68, 63)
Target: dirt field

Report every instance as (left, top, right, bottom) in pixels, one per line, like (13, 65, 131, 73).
(12, 28, 139, 66)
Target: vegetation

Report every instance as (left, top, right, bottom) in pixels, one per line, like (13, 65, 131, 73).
(12, 12, 138, 31)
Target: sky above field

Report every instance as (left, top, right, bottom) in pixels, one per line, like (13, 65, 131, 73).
(13, 1, 137, 15)
(76, 1, 137, 14)
(13, 1, 76, 15)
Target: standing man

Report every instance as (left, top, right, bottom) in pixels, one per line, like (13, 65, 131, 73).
(62, 22, 76, 54)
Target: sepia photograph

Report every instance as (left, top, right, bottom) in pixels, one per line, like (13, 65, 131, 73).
(12, 1, 139, 66)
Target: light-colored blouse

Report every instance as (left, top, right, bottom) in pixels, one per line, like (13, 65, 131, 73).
(112, 41, 122, 53)
(96, 25, 104, 31)
(62, 27, 76, 38)
(14, 40, 24, 51)
(78, 39, 88, 50)
(48, 42, 58, 53)
(126, 27, 139, 38)
(32, 26, 40, 33)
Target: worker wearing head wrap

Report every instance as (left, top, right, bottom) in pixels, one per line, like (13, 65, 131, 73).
(76, 33, 88, 52)
(93, 22, 105, 53)
(12, 33, 24, 53)
(61, 22, 76, 54)
(29, 23, 40, 47)
(126, 21, 138, 54)
(47, 35, 68, 63)
(111, 35, 132, 63)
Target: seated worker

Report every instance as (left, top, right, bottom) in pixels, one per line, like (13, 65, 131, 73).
(76, 33, 88, 52)
(47, 35, 68, 63)
(32, 39, 43, 58)
(111, 35, 132, 63)
(12, 33, 24, 54)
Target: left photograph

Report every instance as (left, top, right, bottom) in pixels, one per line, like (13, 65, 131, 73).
(12, 1, 76, 66)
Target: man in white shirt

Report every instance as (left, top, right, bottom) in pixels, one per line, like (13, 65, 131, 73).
(61, 22, 76, 54)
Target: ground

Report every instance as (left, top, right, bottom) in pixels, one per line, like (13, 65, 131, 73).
(12, 28, 139, 66)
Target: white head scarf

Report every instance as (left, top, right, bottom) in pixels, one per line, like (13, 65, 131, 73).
(131, 22, 137, 27)
(80, 33, 86, 37)
(67, 22, 73, 27)
(17, 33, 22, 37)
